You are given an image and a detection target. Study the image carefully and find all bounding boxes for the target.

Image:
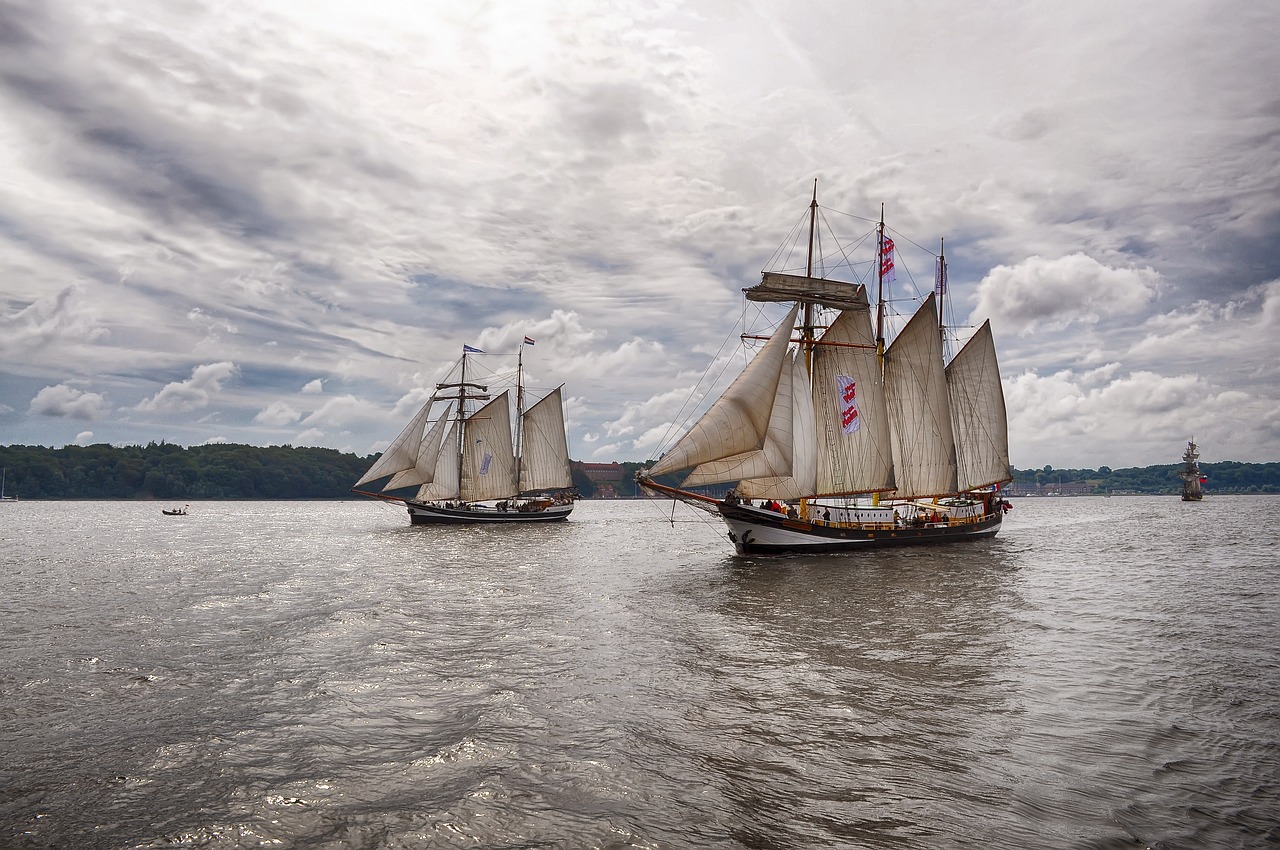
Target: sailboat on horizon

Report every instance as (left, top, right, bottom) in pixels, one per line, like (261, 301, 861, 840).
(638, 186, 1013, 555)
(1179, 438, 1205, 501)
(353, 338, 575, 524)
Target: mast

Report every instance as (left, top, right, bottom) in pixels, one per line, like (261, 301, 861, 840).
(515, 339, 526, 494)
(937, 237, 947, 348)
(803, 180, 818, 370)
(455, 347, 468, 498)
(875, 205, 886, 364)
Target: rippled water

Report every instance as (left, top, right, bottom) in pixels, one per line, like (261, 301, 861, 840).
(1, 496, 1277, 849)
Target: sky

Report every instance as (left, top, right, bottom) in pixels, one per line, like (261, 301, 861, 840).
(2, 0, 1279, 470)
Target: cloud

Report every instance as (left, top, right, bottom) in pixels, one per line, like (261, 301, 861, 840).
(254, 400, 302, 426)
(136, 362, 238, 413)
(29, 384, 110, 420)
(971, 254, 1161, 334)
(301, 395, 362, 427)
(0, 286, 109, 359)
(0, 0, 1278, 468)
(73, 430, 94, 444)
(294, 427, 325, 445)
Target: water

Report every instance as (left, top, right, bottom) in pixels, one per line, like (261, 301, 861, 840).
(1, 496, 1277, 849)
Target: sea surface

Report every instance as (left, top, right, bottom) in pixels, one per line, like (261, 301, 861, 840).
(1, 496, 1277, 849)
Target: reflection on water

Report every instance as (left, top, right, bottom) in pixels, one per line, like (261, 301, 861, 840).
(0, 497, 1276, 848)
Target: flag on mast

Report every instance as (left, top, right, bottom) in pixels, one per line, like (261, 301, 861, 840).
(463, 345, 483, 353)
(523, 336, 535, 346)
(880, 236, 896, 282)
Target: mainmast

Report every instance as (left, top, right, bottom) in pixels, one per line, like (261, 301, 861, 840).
(515, 339, 526, 493)
(937, 237, 947, 349)
(875, 205, 887, 368)
(803, 179, 818, 370)
(435, 345, 489, 501)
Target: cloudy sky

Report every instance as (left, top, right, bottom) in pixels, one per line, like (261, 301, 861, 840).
(2, 0, 1278, 470)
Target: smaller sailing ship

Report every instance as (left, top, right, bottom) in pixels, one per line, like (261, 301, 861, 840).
(0, 467, 15, 501)
(1178, 438, 1205, 501)
(353, 338, 575, 524)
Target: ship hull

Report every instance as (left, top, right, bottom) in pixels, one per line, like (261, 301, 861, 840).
(717, 502, 1003, 555)
(405, 500, 573, 525)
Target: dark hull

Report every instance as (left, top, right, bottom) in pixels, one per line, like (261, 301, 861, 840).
(405, 501, 573, 525)
(718, 502, 1003, 555)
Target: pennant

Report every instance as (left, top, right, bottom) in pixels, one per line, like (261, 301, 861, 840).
(880, 236, 896, 282)
(837, 375, 861, 434)
(463, 344, 484, 353)
(523, 336, 535, 346)
(935, 256, 947, 297)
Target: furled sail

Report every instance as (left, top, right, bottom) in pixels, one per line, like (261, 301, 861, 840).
(745, 273, 871, 312)
(460, 391, 518, 502)
(519, 386, 573, 492)
(884, 293, 958, 499)
(354, 397, 436, 488)
(648, 304, 800, 480)
(946, 320, 1010, 491)
(810, 304, 894, 495)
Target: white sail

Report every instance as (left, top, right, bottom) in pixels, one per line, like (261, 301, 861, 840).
(461, 391, 518, 502)
(946, 320, 1010, 491)
(415, 420, 462, 502)
(354, 398, 436, 488)
(732, 349, 818, 500)
(648, 304, 800, 480)
(385, 411, 450, 490)
(810, 305, 895, 495)
(884, 293, 958, 499)
(519, 386, 573, 492)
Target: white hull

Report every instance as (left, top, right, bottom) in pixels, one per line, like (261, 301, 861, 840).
(406, 500, 573, 525)
(717, 500, 1004, 555)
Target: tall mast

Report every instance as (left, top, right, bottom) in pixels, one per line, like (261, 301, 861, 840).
(803, 179, 818, 370)
(456, 346, 468, 498)
(515, 339, 525, 493)
(875, 204, 886, 367)
(937, 237, 947, 349)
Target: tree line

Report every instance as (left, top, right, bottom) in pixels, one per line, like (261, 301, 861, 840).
(1008, 461, 1280, 495)
(0, 443, 1276, 499)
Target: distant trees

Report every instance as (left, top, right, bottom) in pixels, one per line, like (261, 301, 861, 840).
(0, 442, 374, 500)
(1, 442, 1276, 499)
(1008, 462, 1280, 495)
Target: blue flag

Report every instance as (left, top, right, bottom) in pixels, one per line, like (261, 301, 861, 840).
(463, 344, 483, 353)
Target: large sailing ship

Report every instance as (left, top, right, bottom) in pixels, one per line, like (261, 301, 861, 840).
(1178, 439, 1205, 501)
(353, 339, 575, 524)
(638, 187, 1012, 555)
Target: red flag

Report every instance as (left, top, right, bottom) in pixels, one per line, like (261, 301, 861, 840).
(880, 236, 896, 282)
